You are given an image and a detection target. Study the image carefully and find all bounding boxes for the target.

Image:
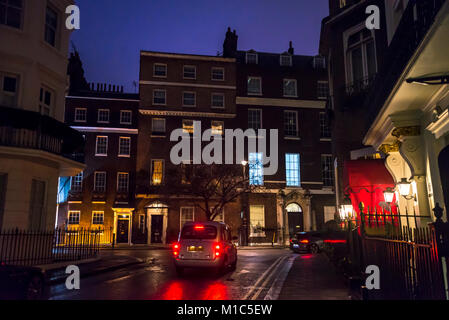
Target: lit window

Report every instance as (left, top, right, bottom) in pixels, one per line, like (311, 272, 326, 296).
(183, 65, 196, 79)
(317, 81, 329, 99)
(283, 79, 297, 97)
(44, 6, 58, 47)
(97, 109, 110, 123)
(320, 112, 331, 138)
(211, 68, 224, 81)
(39, 86, 53, 116)
(152, 118, 166, 135)
(321, 155, 334, 187)
(0, 0, 23, 29)
(211, 121, 224, 135)
(117, 172, 129, 193)
(246, 52, 258, 64)
(249, 153, 263, 186)
(182, 119, 195, 134)
(94, 171, 107, 193)
(74, 108, 87, 122)
(120, 110, 132, 124)
(248, 109, 262, 130)
(284, 110, 298, 137)
(0, 73, 19, 108)
(211, 93, 224, 108)
(92, 211, 104, 225)
(68, 211, 80, 225)
(153, 89, 166, 105)
(118, 137, 131, 157)
(249, 205, 265, 236)
(71, 172, 83, 192)
(95, 136, 108, 156)
(183, 92, 196, 107)
(247, 77, 262, 95)
(180, 207, 194, 228)
(280, 55, 292, 67)
(151, 160, 164, 185)
(285, 154, 300, 187)
(153, 64, 167, 77)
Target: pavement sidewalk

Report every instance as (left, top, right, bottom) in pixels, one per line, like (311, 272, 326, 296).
(100, 244, 171, 250)
(37, 254, 144, 285)
(278, 253, 350, 300)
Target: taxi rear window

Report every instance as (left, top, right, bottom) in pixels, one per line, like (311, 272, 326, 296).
(181, 226, 217, 239)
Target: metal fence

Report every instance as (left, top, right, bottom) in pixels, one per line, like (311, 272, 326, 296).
(342, 204, 447, 300)
(0, 227, 104, 266)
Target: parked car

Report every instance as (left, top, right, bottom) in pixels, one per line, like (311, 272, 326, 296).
(289, 232, 324, 254)
(0, 265, 48, 300)
(173, 221, 238, 276)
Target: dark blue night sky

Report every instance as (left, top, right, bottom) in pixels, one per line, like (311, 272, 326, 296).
(71, 0, 329, 92)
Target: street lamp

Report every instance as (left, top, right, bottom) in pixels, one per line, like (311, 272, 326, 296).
(397, 178, 415, 200)
(383, 187, 395, 204)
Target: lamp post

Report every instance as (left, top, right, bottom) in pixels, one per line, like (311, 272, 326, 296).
(240, 160, 249, 247)
(397, 178, 415, 201)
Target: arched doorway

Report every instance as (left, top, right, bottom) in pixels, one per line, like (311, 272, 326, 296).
(286, 203, 303, 235)
(146, 201, 168, 244)
(438, 145, 449, 215)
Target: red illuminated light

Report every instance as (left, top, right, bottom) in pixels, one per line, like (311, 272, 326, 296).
(194, 225, 205, 230)
(324, 239, 347, 244)
(214, 243, 222, 258)
(299, 239, 309, 244)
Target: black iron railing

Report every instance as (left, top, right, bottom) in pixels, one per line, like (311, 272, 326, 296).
(0, 227, 105, 266)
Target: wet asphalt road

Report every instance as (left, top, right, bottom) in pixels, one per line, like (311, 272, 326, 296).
(49, 248, 293, 300)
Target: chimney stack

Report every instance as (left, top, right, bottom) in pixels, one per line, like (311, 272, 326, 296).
(223, 27, 238, 58)
(288, 41, 294, 55)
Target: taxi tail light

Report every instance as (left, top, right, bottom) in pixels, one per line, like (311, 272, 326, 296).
(214, 243, 222, 258)
(173, 242, 180, 258)
(299, 239, 309, 244)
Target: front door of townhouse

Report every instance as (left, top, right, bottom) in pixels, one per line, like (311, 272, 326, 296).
(117, 219, 129, 243)
(288, 211, 304, 236)
(439, 145, 449, 213)
(151, 215, 163, 243)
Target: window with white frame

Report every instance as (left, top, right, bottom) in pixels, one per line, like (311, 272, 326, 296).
(183, 92, 196, 107)
(151, 160, 164, 185)
(246, 52, 258, 64)
(97, 109, 110, 123)
(280, 55, 292, 67)
(95, 136, 108, 156)
(44, 5, 58, 47)
(284, 110, 298, 137)
(118, 137, 131, 157)
(68, 211, 80, 225)
(92, 211, 104, 225)
(71, 172, 83, 192)
(153, 64, 167, 77)
(317, 81, 329, 99)
(0, 0, 23, 29)
(39, 86, 54, 116)
(249, 152, 263, 186)
(248, 109, 262, 130)
(153, 89, 166, 105)
(211, 121, 224, 135)
(152, 118, 166, 135)
(180, 207, 194, 228)
(117, 172, 129, 193)
(74, 108, 87, 122)
(0, 73, 19, 108)
(183, 66, 196, 79)
(120, 110, 132, 124)
(285, 154, 300, 187)
(283, 79, 297, 97)
(320, 112, 331, 139)
(313, 56, 326, 69)
(249, 205, 265, 236)
(247, 77, 262, 95)
(94, 171, 106, 193)
(211, 93, 225, 108)
(211, 68, 224, 81)
(346, 28, 376, 87)
(139, 214, 145, 231)
(321, 155, 334, 187)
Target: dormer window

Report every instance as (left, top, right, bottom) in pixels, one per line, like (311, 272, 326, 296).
(280, 55, 292, 67)
(246, 52, 258, 64)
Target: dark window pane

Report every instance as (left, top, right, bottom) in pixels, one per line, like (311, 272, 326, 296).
(45, 6, 57, 46)
(39, 88, 43, 102)
(0, 5, 6, 25)
(7, 7, 20, 28)
(44, 90, 51, 105)
(366, 41, 377, 77)
(3, 76, 16, 92)
(351, 47, 363, 82)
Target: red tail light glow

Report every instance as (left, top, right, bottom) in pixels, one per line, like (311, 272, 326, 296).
(173, 243, 180, 258)
(194, 225, 205, 230)
(299, 239, 309, 244)
(214, 243, 222, 259)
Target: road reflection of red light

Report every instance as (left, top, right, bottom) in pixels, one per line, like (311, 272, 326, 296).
(162, 282, 184, 300)
(202, 282, 228, 300)
(301, 254, 313, 259)
(324, 239, 347, 244)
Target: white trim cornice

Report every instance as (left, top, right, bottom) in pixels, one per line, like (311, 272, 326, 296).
(140, 51, 235, 63)
(140, 81, 236, 90)
(71, 126, 139, 134)
(236, 97, 326, 109)
(139, 109, 236, 118)
(427, 109, 449, 139)
(66, 96, 139, 102)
